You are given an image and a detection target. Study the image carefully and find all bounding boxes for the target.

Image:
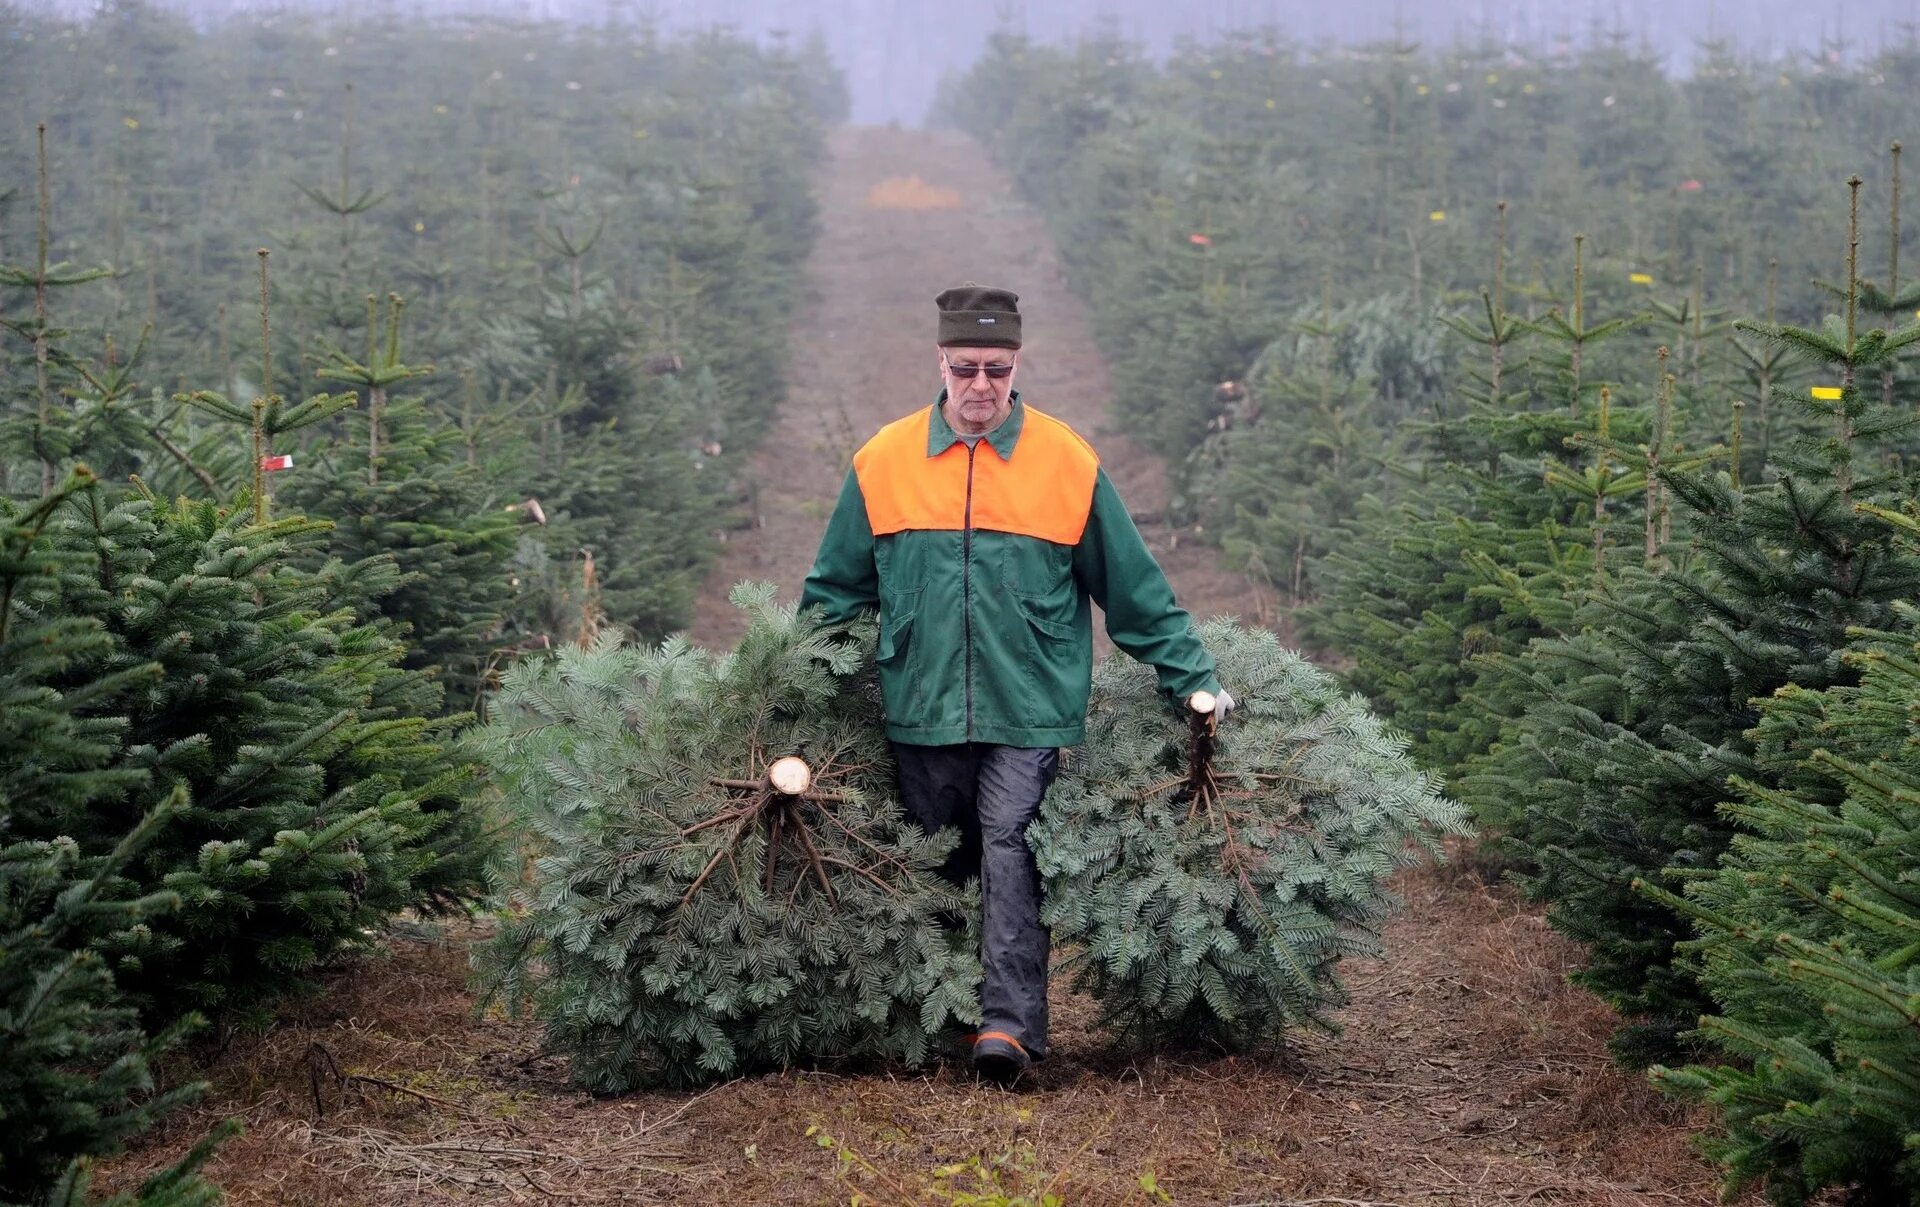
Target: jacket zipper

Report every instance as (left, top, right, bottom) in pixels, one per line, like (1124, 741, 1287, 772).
(962, 442, 977, 739)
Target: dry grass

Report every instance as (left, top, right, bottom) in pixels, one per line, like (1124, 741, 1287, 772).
(108, 846, 1755, 1206)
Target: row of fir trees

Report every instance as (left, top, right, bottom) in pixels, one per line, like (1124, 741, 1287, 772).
(943, 24, 1920, 1207)
(1, 7, 839, 1202)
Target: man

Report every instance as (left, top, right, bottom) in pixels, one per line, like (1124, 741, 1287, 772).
(799, 284, 1231, 1084)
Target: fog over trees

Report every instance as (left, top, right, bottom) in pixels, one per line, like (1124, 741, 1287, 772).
(19, 0, 1920, 121)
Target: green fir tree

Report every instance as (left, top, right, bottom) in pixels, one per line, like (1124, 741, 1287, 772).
(0, 812, 234, 1207)
(3, 472, 495, 1032)
(1463, 179, 1920, 1066)
(1642, 597, 1920, 1205)
(0, 474, 230, 1207)
(1306, 228, 1647, 783)
(282, 293, 517, 713)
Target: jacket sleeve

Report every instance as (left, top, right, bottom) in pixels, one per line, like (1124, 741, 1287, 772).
(1071, 467, 1220, 698)
(799, 468, 880, 624)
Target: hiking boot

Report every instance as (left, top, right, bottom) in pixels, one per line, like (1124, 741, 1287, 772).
(971, 1031, 1032, 1086)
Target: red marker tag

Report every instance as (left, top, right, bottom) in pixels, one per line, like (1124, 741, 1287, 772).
(261, 453, 293, 472)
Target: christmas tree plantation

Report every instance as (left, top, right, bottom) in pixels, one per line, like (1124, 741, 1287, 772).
(1461, 180, 1920, 1067)
(476, 586, 982, 1091)
(1035, 620, 1471, 1050)
(932, 26, 1860, 610)
(2, 12, 834, 650)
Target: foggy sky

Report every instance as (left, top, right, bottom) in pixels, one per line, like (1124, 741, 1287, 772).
(24, 0, 1920, 124)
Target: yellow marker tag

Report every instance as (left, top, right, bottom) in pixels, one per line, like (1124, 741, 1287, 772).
(1416, 84, 1431, 95)
(413, 221, 425, 233)
(123, 116, 139, 130)
(1811, 386, 1844, 400)
(1265, 98, 1276, 109)
(1523, 83, 1536, 94)
(1629, 272, 1654, 285)
(1429, 210, 1446, 221)
(1209, 69, 1223, 80)
(1486, 72, 1499, 84)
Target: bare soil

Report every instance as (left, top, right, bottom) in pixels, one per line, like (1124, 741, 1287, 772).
(112, 127, 1753, 1205)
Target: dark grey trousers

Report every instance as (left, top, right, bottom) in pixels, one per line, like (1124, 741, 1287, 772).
(892, 741, 1059, 1059)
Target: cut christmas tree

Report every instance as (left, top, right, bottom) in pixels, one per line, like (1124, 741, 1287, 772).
(1034, 619, 1471, 1050)
(475, 585, 982, 1090)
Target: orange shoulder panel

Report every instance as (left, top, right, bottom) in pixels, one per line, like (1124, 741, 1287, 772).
(854, 408, 967, 535)
(971, 406, 1099, 545)
(853, 404, 1100, 545)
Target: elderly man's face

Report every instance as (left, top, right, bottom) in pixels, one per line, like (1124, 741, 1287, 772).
(939, 345, 1018, 435)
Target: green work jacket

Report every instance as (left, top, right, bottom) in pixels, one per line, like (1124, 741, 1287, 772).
(800, 390, 1219, 747)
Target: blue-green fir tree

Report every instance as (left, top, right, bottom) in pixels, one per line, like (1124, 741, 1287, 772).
(1033, 620, 1470, 1049)
(1194, 290, 1445, 603)
(475, 586, 982, 1090)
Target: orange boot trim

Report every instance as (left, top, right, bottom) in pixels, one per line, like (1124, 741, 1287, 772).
(973, 1030, 1028, 1054)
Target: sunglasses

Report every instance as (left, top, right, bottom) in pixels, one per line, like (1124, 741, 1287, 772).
(944, 357, 1016, 380)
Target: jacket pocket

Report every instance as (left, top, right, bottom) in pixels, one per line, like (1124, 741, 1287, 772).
(1001, 538, 1075, 599)
(877, 609, 915, 664)
(1012, 593, 1086, 731)
(1017, 598, 1075, 644)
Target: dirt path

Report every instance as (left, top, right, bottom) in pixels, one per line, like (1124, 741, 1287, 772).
(687, 125, 1274, 649)
(114, 128, 1747, 1206)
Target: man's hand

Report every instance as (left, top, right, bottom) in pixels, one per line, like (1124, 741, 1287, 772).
(1211, 688, 1236, 723)
(1188, 688, 1236, 724)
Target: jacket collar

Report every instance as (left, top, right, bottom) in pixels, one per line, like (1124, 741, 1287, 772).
(928, 389, 1024, 461)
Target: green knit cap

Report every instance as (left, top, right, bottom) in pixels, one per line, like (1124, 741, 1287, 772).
(935, 283, 1021, 348)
